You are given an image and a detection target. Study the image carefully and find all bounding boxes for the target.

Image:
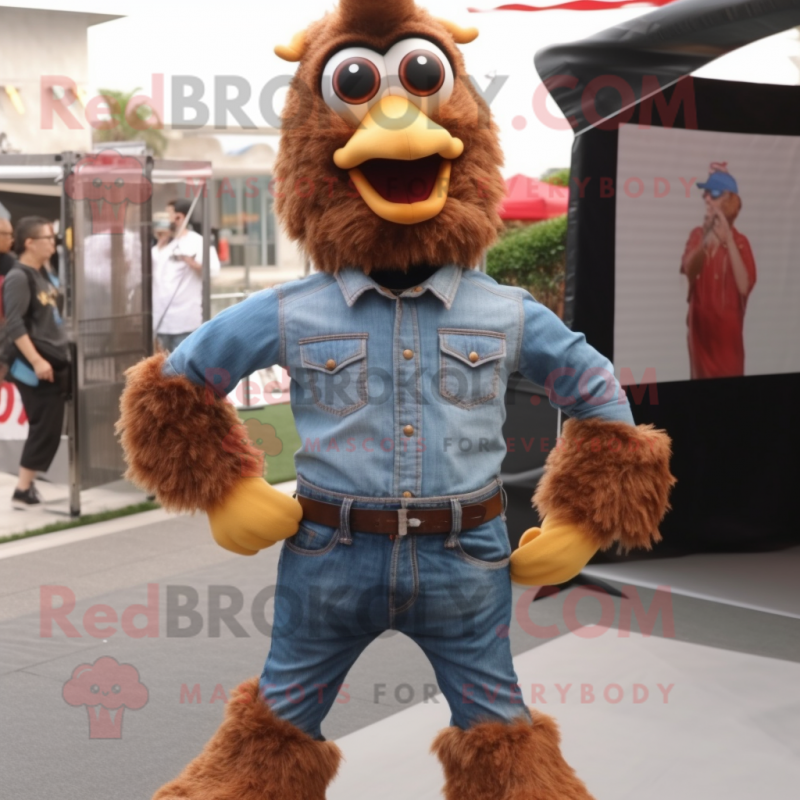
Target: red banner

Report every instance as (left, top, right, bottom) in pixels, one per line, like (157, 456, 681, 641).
(469, 1, 678, 12)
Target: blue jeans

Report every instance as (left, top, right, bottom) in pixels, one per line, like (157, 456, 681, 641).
(259, 477, 530, 740)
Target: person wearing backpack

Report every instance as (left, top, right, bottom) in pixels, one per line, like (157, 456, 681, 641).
(0, 215, 16, 382)
(2, 216, 69, 508)
(0, 216, 14, 276)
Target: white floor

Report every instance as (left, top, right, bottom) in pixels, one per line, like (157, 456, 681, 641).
(0, 478, 297, 547)
(0, 473, 155, 538)
(329, 629, 800, 800)
(583, 548, 800, 620)
(0, 472, 150, 539)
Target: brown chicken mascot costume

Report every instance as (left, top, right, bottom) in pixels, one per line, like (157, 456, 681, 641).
(118, 1, 676, 798)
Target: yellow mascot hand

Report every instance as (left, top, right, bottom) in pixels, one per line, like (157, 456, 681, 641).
(207, 477, 304, 556)
(510, 511, 600, 586)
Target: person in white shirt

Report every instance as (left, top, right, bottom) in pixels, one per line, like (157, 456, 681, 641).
(83, 230, 142, 318)
(152, 199, 220, 352)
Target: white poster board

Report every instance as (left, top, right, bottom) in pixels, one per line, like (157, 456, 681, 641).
(615, 123, 800, 384)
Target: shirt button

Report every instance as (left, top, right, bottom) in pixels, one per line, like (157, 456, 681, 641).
(403, 349, 414, 360)
(326, 359, 336, 370)
(469, 351, 479, 364)
(403, 425, 414, 437)
(402, 491, 414, 498)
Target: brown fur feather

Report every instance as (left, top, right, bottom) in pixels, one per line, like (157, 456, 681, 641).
(338, 0, 417, 35)
(431, 710, 596, 800)
(532, 417, 677, 552)
(152, 678, 342, 800)
(116, 353, 264, 513)
(274, 8, 505, 273)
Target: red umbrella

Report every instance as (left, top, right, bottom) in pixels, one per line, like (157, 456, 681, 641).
(499, 174, 569, 221)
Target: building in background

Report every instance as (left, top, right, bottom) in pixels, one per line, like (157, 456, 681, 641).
(0, 7, 121, 240)
(0, 7, 120, 155)
(1, 3, 306, 313)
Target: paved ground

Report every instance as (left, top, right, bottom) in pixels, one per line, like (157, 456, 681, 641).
(0, 472, 149, 540)
(1, 483, 798, 799)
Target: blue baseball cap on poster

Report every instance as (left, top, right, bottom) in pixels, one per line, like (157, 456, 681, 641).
(697, 163, 739, 198)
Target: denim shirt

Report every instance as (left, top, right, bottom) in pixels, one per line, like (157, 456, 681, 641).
(165, 265, 634, 498)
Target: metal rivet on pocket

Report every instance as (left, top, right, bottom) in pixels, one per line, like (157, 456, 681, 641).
(326, 359, 336, 370)
(469, 351, 479, 363)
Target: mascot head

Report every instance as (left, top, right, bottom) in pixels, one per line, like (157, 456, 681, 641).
(274, 0, 505, 274)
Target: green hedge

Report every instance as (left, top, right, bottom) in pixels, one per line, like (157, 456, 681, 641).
(486, 214, 568, 314)
(542, 169, 570, 188)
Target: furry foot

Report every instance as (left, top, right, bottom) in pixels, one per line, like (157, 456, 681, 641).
(152, 678, 342, 800)
(432, 710, 596, 800)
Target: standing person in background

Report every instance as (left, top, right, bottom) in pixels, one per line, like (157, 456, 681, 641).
(680, 163, 757, 379)
(82, 229, 142, 318)
(0, 215, 17, 382)
(152, 199, 220, 352)
(151, 212, 172, 252)
(0, 216, 14, 276)
(2, 217, 69, 508)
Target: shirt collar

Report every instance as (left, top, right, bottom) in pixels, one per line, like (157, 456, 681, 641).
(335, 265, 463, 310)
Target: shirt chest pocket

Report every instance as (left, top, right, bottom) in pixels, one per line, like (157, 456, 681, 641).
(439, 329, 507, 409)
(298, 334, 369, 417)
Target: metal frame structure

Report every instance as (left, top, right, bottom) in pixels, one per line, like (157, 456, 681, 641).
(0, 152, 213, 516)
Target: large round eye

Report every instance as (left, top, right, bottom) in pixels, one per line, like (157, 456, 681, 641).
(91, 685, 100, 694)
(333, 57, 381, 105)
(384, 38, 455, 113)
(400, 50, 445, 97)
(322, 47, 387, 123)
(112, 684, 121, 694)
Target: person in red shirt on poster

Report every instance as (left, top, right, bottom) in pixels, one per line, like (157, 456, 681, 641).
(680, 163, 757, 379)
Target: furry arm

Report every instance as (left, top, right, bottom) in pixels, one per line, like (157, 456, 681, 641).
(532, 416, 677, 552)
(116, 352, 265, 513)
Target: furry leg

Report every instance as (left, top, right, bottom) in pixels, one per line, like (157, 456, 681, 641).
(153, 678, 342, 800)
(431, 710, 596, 800)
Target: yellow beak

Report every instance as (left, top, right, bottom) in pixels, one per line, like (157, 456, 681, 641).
(333, 95, 464, 225)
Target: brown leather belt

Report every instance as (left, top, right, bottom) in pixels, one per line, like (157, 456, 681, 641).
(297, 491, 503, 536)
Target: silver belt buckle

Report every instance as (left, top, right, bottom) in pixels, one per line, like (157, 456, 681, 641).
(397, 508, 422, 536)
